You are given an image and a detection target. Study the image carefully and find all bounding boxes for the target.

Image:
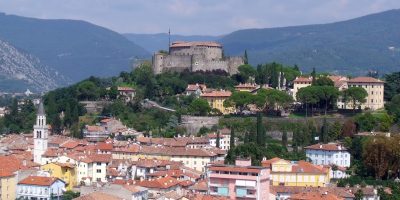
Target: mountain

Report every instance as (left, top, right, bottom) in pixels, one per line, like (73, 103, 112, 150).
(124, 33, 220, 53)
(0, 13, 150, 84)
(0, 39, 68, 92)
(219, 9, 400, 74)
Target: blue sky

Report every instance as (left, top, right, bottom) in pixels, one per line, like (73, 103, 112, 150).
(1, 0, 400, 35)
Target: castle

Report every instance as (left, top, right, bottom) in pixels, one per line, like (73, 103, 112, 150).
(152, 41, 244, 75)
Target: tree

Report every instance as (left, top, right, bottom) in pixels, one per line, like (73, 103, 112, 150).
(355, 112, 377, 132)
(230, 127, 235, 149)
(315, 76, 334, 86)
(343, 87, 368, 112)
(386, 94, 400, 122)
(329, 121, 342, 140)
(384, 72, 400, 101)
(244, 50, 249, 64)
(317, 86, 339, 115)
(363, 136, 391, 179)
(354, 189, 363, 200)
(320, 118, 329, 143)
(296, 86, 320, 117)
(311, 67, 316, 85)
(254, 89, 293, 113)
(216, 131, 221, 148)
(342, 119, 357, 137)
(225, 91, 254, 113)
(256, 112, 266, 147)
(237, 64, 256, 83)
(188, 98, 211, 116)
(282, 129, 288, 147)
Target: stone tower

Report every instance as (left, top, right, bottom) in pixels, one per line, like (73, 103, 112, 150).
(33, 101, 48, 165)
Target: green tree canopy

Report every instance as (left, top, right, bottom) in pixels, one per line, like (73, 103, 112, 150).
(343, 87, 368, 112)
(188, 98, 211, 116)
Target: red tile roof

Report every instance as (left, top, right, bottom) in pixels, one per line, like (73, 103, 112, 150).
(348, 76, 383, 83)
(294, 77, 312, 83)
(136, 176, 180, 189)
(201, 90, 231, 98)
(117, 86, 135, 92)
(170, 41, 221, 48)
(186, 84, 207, 91)
(289, 191, 343, 200)
(304, 143, 347, 151)
(75, 192, 122, 200)
(18, 176, 62, 186)
(60, 140, 80, 149)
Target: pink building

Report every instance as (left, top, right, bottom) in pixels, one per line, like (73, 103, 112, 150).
(207, 159, 270, 199)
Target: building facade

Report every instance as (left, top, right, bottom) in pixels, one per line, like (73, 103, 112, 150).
(262, 158, 331, 187)
(152, 41, 243, 75)
(292, 76, 385, 110)
(41, 162, 77, 190)
(305, 143, 350, 167)
(207, 159, 270, 199)
(17, 176, 66, 200)
(346, 77, 385, 110)
(201, 90, 234, 114)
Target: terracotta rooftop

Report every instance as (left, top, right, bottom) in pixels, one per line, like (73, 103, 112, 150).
(186, 83, 207, 91)
(292, 160, 329, 174)
(170, 41, 221, 48)
(235, 83, 258, 89)
(136, 176, 180, 189)
(75, 192, 122, 200)
(117, 86, 135, 92)
(348, 76, 384, 83)
(304, 143, 347, 151)
(201, 90, 232, 97)
(189, 179, 208, 191)
(289, 191, 343, 200)
(294, 76, 312, 83)
(18, 176, 62, 186)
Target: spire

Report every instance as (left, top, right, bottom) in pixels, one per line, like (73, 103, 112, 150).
(38, 100, 45, 116)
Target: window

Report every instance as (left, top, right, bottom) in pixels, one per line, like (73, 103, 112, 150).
(371, 99, 374, 103)
(97, 162, 101, 166)
(96, 169, 101, 173)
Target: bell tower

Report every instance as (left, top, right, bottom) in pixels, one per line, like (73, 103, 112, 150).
(33, 100, 48, 164)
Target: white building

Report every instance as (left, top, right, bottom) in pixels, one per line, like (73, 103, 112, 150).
(207, 128, 237, 150)
(305, 143, 351, 179)
(17, 176, 66, 200)
(76, 154, 111, 185)
(33, 101, 48, 165)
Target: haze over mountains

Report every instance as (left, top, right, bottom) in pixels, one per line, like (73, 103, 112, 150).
(1, 9, 400, 92)
(0, 12, 149, 92)
(126, 9, 400, 75)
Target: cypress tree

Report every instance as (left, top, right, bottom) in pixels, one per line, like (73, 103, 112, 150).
(311, 67, 316, 85)
(216, 131, 220, 148)
(282, 129, 288, 147)
(256, 112, 265, 146)
(230, 127, 235, 150)
(321, 118, 329, 143)
(244, 50, 249, 64)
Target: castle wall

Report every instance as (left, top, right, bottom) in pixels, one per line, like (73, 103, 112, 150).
(192, 54, 230, 73)
(153, 53, 192, 74)
(170, 46, 222, 60)
(227, 56, 244, 75)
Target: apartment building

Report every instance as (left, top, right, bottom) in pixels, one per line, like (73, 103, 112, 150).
(206, 158, 270, 199)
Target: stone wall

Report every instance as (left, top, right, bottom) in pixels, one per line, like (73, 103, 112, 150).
(181, 115, 220, 135)
(170, 46, 222, 60)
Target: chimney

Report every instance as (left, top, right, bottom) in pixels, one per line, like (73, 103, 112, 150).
(319, 144, 322, 149)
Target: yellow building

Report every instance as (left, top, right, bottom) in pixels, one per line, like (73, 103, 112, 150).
(201, 90, 234, 114)
(346, 77, 384, 110)
(234, 83, 258, 92)
(41, 162, 77, 190)
(0, 171, 17, 200)
(262, 158, 330, 187)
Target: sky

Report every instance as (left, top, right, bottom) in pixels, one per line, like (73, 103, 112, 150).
(1, 0, 400, 35)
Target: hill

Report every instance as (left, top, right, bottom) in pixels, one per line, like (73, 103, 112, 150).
(124, 33, 220, 53)
(219, 9, 400, 75)
(0, 13, 150, 83)
(0, 39, 68, 92)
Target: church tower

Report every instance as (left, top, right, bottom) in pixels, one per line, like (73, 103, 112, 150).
(33, 101, 48, 164)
